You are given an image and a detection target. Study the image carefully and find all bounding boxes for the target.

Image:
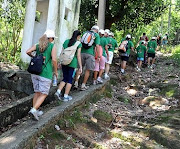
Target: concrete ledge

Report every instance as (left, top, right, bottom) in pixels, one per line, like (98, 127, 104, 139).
(0, 86, 58, 128)
(0, 79, 109, 149)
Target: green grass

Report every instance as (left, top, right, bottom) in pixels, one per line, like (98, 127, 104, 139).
(93, 110, 113, 123)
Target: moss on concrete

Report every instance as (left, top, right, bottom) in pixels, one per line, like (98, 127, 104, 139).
(93, 110, 113, 123)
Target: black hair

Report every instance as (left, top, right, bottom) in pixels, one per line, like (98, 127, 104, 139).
(126, 37, 130, 40)
(68, 30, 81, 47)
(143, 33, 146, 36)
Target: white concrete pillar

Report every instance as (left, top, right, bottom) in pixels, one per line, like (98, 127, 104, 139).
(73, 0, 81, 29)
(56, 0, 65, 56)
(21, 0, 37, 63)
(97, 0, 106, 29)
(46, 0, 59, 31)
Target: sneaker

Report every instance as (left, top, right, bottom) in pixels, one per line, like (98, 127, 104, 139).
(148, 65, 151, 68)
(151, 64, 156, 68)
(81, 85, 89, 91)
(29, 109, 39, 121)
(97, 77, 103, 84)
(137, 68, 141, 72)
(63, 96, 72, 102)
(74, 82, 78, 89)
(150, 65, 153, 69)
(37, 110, 43, 117)
(54, 92, 62, 100)
(121, 71, 125, 75)
(104, 74, 109, 79)
(93, 80, 97, 85)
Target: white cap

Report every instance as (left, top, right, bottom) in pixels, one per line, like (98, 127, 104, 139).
(126, 34, 131, 39)
(109, 32, 114, 37)
(141, 40, 145, 44)
(99, 29, 105, 34)
(104, 29, 110, 34)
(44, 30, 57, 38)
(152, 37, 156, 40)
(91, 25, 99, 31)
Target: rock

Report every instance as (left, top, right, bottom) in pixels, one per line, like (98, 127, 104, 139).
(143, 106, 152, 113)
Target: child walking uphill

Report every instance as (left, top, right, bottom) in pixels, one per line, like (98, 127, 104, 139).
(55, 30, 82, 101)
(74, 25, 100, 91)
(93, 29, 109, 84)
(119, 34, 134, 74)
(136, 41, 147, 71)
(147, 37, 157, 68)
(104, 32, 118, 79)
(26, 30, 58, 121)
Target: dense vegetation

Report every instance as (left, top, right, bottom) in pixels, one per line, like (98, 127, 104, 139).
(0, 0, 179, 65)
(0, 0, 26, 64)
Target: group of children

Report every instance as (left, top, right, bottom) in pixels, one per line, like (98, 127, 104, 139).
(55, 26, 118, 101)
(55, 28, 160, 102)
(26, 27, 160, 120)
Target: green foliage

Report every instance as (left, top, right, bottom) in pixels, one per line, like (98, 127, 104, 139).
(117, 96, 131, 104)
(172, 44, 180, 64)
(0, 0, 26, 64)
(160, 44, 180, 65)
(79, 0, 167, 32)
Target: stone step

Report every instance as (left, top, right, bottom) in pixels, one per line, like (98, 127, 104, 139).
(0, 80, 108, 149)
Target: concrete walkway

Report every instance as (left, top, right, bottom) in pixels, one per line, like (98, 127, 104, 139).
(0, 80, 108, 149)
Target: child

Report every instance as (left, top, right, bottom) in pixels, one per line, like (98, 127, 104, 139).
(93, 29, 109, 84)
(147, 37, 157, 68)
(119, 34, 134, 74)
(136, 41, 147, 71)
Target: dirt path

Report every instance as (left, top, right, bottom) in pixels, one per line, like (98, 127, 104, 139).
(34, 52, 180, 149)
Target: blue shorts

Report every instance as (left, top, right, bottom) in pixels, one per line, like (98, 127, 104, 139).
(62, 65, 75, 84)
(137, 57, 144, 61)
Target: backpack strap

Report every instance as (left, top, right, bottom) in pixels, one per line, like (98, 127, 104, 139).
(73, 41, 81, 48)
(36, 43, 52, 70)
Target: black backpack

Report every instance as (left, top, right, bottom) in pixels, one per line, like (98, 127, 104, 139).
(27, 54, 44, 75)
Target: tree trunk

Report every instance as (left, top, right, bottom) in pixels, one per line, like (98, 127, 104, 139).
(97, 0, 106, 29)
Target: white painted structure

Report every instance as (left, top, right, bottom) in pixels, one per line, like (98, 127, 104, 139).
(21, 0, 81, 63)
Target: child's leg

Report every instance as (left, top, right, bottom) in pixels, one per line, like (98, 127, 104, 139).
(148, 57, 151, 65)
(139, 60, 142, 68)
(121, 61, 127, 70)
(137, 60, 140, 68)
(93, 59, 100, 81)
(94, 71, 98, 80)
(152, 57, 156, 64)
(105, 63, 110, 75)
(98, 56, 106, 78)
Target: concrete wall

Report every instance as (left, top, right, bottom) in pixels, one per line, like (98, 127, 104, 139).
(33, 0, 49, 45)
(21, 0, 81, 63)
(56, 0, 81, 56)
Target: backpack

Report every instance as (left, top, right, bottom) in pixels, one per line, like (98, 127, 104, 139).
(27, 54, 44, 75)
(59, 41, 81, 65)
(81, 31, 95, 49)
(119, 40, 128, 52)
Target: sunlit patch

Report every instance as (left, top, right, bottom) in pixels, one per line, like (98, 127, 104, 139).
(127, 89, 137, 95)
(0, 136, 16, 144)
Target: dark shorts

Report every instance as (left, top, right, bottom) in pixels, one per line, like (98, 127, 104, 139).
(121, 56, 129, 61)
(148, 53, 155, 58)
(62, 65, 75, 84)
